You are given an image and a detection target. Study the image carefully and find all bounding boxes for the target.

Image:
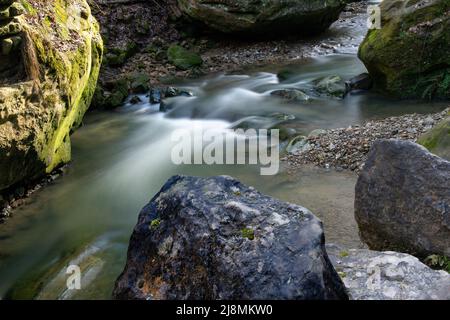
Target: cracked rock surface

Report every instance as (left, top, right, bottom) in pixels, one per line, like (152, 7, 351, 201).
(113, 175, 348, 300)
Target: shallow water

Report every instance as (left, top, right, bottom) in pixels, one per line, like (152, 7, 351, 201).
(0, 54, 447, 299)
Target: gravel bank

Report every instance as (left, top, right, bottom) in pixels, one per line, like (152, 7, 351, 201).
(284, 108, 450, 173)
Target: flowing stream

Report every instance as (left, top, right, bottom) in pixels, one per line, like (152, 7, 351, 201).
(0, 54, 448, 299)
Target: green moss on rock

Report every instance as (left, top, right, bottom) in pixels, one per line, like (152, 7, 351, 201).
(0, 0, 103, 191)
(358, 0, 450, 99)
(418, 115, 450, 160)
(167, 45, 203, 70)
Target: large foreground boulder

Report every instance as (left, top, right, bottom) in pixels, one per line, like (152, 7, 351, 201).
(0, 0, 103, 192)
(355, 139, 450, 257)
(327, 244, 450, 300)
(358, 0, 450, 99)
(114, 175, 348, 300)
(177, 0, 345, 35)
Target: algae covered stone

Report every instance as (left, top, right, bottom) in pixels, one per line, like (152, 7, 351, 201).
(358, 0, 450, 99)
(0, 0, 103, 191)
(167, 44, 202, 70)
(418, 115, 450, 160)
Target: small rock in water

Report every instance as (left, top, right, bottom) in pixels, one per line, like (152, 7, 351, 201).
(345, 73, 373, 94)
(313, 75, 346, 99)
(270, 89, 311, 102)
(129, 96, 142, 104)
(149, 88, 162, 104)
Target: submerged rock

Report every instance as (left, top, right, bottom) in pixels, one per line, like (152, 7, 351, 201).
(113, 175, 348, 300)
(270, 89, 311, 102)
(355, 139, 450, 257)
(177, 0, 345, 35)
(327, 244, 450, 300)
(0, 0, 103, 192)
(358, 0, 450, 99)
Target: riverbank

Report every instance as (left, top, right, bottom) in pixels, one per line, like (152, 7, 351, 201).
(94, 1, 369, 86)
(284, 108, 450, 173)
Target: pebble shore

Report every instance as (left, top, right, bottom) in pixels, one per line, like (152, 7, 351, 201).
(284, 108, 449, 173)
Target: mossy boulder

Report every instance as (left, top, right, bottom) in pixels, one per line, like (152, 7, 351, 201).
(0, 0, 103, 192)
(358, 0, 450, 99)
(418, 115, 450, 160)
(177, 0, 345, 35)
(167, 44, 202, 70)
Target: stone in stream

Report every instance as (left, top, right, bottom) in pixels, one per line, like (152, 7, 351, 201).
(270, 89, 311, 102)
(313, 75, 346, 99)
(345, 73, 373, 94)
(326, 244, 450, 300)
(358, 0, 450, 99)
(113, 175, 348, 300)
(177, 0, 345, 35)
(355, 139, 450, 258)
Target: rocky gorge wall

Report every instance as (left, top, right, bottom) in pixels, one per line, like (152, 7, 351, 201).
(0, 0, 103, 193)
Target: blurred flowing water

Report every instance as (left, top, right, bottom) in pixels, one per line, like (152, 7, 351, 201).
(0, 54, 447, 299)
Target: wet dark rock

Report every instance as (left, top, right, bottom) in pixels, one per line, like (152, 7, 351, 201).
(355, 139, 450, 257)
(149, 88, 162, 104)
(129, 96, 142, 104)
(345, 73, 373, 94)
(164, 86, 193, 98)
(113, 175, 348, 300)
(130, 73, 150, 94)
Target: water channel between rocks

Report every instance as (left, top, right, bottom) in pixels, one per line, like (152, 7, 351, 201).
(0, 54, 448, 299)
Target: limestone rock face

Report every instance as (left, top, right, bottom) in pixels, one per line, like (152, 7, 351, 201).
(0, 0, 103, 191)
(177, 0, 345, 35)
(327, 244, 450, 300)
(358, 0, 450, 99)
(113, 175, 348, 300)
(355, 139, 450, 257)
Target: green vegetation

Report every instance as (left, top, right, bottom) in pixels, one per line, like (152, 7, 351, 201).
(167, 45, 203, 70)
(425, 255, 450, 273)
(241, 228, 255, 240)
(150, 218, 161, 230)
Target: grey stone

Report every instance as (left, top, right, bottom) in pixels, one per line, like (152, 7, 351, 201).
(327, 244, 450, 300)
(355, 139, 450, 257)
